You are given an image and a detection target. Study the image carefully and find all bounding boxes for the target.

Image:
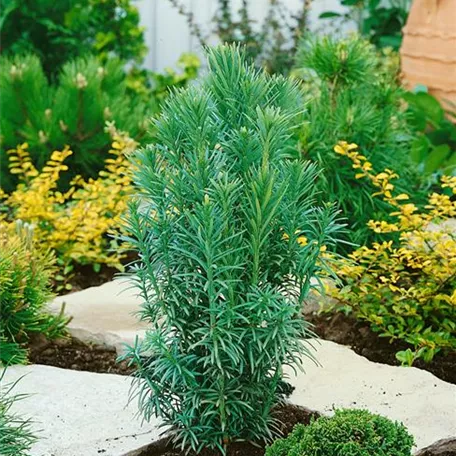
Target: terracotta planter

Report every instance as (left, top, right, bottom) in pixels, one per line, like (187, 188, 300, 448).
(401, 0, 456, 109)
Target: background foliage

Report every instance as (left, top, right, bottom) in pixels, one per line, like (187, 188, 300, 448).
(0, 0, 147, 80)
(168, 0, 313, 74)
(403, 87, 456, 180)
(296, 34, 421, 250)
(122, 45, 343, 453)
(319, 0, 411, 50)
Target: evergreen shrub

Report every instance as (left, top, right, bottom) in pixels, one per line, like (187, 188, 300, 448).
(266, 409, 414, 456)
(0, 222, 68, 366)
(296, 35, 421, 250)
(0, 371, 37, 456)
(0, 53, 150, 189)
(121, 45, 343, 453)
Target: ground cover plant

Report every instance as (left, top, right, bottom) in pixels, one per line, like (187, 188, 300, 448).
(331, 141, 456, 365)
(266, 408, 414, 456)
(0, 371, 37, 456)
(0, 221, 68, 366)
(122, 45, 343, 453)
(0, 129, 136, 292)
(296, 34, 421, 250)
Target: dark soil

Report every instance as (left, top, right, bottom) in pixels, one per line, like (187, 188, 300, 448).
(29, 334, 133, 375)
(135, 404, 320, 456)
(59, 251, 138, 294)
(29, 313, 455, 384)
(66, 263, 118, 293)
(306, 312, 456, 385)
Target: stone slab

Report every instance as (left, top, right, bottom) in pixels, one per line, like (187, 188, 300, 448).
(3, 340, 455, 456)
(415, 437, 456, 455)
(49, 280, 146, 354)
(287, 340, 456, 452)
(2, 364, 161, 456)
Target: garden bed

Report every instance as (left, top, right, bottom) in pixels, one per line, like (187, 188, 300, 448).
(29, 335, 132, 375)
(59, 251, 137, 294)
(134, 404, 319, 456)
(66, 264, 118, 293)
(29, 301, 455, 384)
(306, 312, 456, 384)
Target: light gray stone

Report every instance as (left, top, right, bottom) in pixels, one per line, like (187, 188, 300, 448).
(41, 279, 456, 455)
(3, 340, 455, 456)
(287, 340, 456, 453)
(49, 280, 146, 353)
(2, 364, 161, 456)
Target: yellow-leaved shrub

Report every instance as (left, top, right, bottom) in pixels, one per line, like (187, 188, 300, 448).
(330, 141, 456, 365)
(0, 127, 136, 290)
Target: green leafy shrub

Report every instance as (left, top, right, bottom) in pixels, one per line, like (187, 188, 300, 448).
(121, 45, 343, 453)
(319, 0, 411, 50)
(0, 371, 37, 455)
(403, 87, 456, 179)
(0, 222, 68, 365)
(330, 142, 456, 365)
(296, 34, 420, 250)
(266, 409, 414, 456)
(0, 53, 151, 190)
(0, 0, 147, 80)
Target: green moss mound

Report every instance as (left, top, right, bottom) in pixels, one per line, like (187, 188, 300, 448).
(266, 409, 414, 456)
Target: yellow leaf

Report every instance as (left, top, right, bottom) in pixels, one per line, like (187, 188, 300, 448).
(395, 194, 409, 200)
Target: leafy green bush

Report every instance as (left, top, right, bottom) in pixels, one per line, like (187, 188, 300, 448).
(266, 409, 414, 456)
(0, 221, 68, 365)
(0, 371, 37, 456)
(296, 34, 420, 250)
(0, 53, 151, 190)
(121, 45, 343, 453)
(330, 142, 456, 365)
(403, 87, 456, 179)
(0, 0, 146, 80)
(319, 0, 411, 50)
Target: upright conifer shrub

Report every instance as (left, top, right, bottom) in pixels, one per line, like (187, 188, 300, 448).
(296, 35, 420, 250)
(122, 45, 342, 453)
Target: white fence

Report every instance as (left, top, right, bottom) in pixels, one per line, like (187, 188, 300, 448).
(136, 0, 351, 72)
